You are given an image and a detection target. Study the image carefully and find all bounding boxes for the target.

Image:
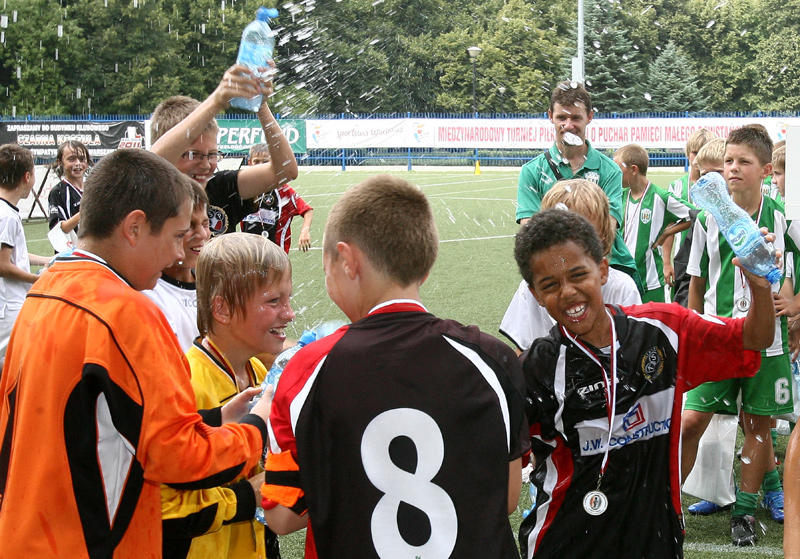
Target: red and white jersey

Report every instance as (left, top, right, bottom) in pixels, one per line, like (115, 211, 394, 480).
(266, 300, 529, 559)
(520, 303, 760, 559)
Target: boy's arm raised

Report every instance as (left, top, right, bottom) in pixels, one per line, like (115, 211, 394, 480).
(737, 231, 778, 351)
(236, 101, 299, 199)
(151, 65, 263, 164)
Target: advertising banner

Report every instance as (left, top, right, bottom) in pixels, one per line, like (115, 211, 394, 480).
(216, 119, 306, 153)
(305, 117, 800, 150)
(0, 121, 145, 159)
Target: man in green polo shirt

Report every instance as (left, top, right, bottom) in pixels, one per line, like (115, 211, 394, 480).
(516, 81, 641, 292)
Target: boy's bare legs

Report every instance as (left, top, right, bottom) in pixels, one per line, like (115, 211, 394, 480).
(681, 409, 714, 482)
(740, 412, 775, 493)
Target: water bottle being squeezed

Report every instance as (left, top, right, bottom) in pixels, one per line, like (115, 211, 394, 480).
(230, 7, 279, 112)
(690, 172, 782, 284)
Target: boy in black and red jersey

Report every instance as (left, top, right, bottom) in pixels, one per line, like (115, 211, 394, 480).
(516, 209, 776, 559)
(260, 174, 530, 559)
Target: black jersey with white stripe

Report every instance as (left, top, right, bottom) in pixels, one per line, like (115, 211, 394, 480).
(520, 303, 759, 559)
(270, 301, 529, 559)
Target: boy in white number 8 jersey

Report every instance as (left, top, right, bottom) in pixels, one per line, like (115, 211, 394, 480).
(516, 209, 776, 559)
(261, 174, 530, 559)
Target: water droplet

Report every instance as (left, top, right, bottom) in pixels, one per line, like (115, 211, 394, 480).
(706, 20, 716, 28)
(644, 92, 652, 101)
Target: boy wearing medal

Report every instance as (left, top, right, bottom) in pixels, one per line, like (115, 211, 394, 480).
(613, 144, 694, 303)
(516, 208, 775, 559)
(682, 125, 796, 545)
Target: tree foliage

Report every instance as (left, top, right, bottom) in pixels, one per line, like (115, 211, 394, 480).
(0, 0, 794, 116)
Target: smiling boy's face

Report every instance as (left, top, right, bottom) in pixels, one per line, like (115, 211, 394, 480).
(175, 134, 217, 187)
(529, 240, 610, 347)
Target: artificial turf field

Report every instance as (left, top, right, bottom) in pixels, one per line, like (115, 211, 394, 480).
(23, 167, 786, 558)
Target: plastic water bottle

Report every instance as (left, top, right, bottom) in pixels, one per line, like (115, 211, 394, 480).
(690, 172, 782, 284)
(230, 7, 279, 112)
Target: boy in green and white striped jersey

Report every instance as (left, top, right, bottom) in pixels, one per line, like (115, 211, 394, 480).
(614, 144, 694, 303)
(682, 125, 799, 546)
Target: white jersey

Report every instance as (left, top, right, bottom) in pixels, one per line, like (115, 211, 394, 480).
(143, 275, 198, 352)
(499, 269, 641, 351)
(0, 199, 31, 317)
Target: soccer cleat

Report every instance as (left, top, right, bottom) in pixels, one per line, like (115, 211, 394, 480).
(687, 500, 730, 515)
(730, 514, 758, 546)
(761, 490, 784, 523)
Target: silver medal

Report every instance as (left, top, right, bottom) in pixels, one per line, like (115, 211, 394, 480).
(736, 297, 750, 312)
(583, 490, 608, 516)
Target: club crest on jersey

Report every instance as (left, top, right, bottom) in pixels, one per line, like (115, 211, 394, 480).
(584, 171, 600, 184)
(640, 208, 652, 224)
(641, 346, 664, 382)
(208, 205, 228, 236)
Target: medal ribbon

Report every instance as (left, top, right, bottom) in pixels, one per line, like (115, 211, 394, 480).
(560, 309, 619, 477)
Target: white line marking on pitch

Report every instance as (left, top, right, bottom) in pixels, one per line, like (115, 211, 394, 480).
(683, 542, 782, 556)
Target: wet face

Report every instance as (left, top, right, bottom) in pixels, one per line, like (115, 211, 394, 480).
(60, 145, 88, 186)
(529, 240, 610, 347)
(549, 102, 593, 148)
(227, 272, 295, 356)
(180, 204, 211, 270)
(175, 134, 219, 187)
(724, 144, 771, 196)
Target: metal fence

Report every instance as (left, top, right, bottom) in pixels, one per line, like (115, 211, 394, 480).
(8, 110, 799, 169)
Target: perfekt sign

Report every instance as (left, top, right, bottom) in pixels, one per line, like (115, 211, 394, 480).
(216, 119, 306, 154)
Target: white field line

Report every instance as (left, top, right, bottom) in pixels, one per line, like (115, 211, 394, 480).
(683, 541, 782, 556)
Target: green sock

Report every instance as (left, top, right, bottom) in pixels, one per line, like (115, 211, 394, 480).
(772, 427, 778, 448)
(731, 489, 759, 517)
(762, 468, 782, 493)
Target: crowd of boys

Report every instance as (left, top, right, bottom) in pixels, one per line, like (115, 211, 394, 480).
(0, 64, 797, 559)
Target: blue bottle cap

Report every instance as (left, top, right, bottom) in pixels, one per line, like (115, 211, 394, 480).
(256, 7, 279, 21)
(298, 330, 318, 347)
(765, 267, 782, 285)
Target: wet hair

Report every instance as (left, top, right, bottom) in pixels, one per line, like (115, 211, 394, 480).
(514, 209, 604, 287)
(695, 138, 725, 171)
(772, 144, 785, 173)
(541, 179, 614, 257)
(195, 232, 290, 337)
(614, 144, 649, 176)
(550, 81, 593, 115)
(150, 95, 219, 143)
(79, 149, 194, 239)
(685, 128, 717, 158)
(726, 124, 773, 165)
(0, 144, 34, 189)
(249, 143, 270, 162)
(52, 140, 91, 178)
(189, 179, 209, 211)
(324, 174, 438, 287)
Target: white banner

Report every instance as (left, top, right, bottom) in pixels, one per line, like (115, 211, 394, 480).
(305, 117, 800, 150)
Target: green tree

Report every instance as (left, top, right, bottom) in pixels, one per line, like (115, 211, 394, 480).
(0, 0, 88, 116)
(748, 33, 800, 111)
(579, 0, 648, 113)
(644, 41, 707, 112)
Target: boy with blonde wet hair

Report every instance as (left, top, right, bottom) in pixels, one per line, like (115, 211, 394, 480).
(500, 179, 640, 352)
(614, 144, 694, 303)
(162, 232, 293, 559)
(0, 149, 272, 558)
(261, 174, 529, 558)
